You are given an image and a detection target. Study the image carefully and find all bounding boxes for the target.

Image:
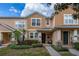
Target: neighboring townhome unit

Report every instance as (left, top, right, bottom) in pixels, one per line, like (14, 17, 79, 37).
(0, 17, 26, 44)
(52, 7, 79, 48)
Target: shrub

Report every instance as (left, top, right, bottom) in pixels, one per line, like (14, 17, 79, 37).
(24, 40, 40, 45)
(8, 44, 32, 49)
(52, 45, 68, 51)
(74, 42, 79, 50)
(32, 43, 43, 48)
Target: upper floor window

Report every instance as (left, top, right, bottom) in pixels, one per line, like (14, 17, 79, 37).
(16, 21, 26, 29)
(32, 18, 40, 26)
(46, 19, 50, 25)
(64, 14, 78, 24)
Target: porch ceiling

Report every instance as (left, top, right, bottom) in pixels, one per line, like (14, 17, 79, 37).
(37, 28, 52, 32)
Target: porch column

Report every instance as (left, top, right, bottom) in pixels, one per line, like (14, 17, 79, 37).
(11, 33, 16, 44)
(0, 32, 2, 41)
(38, 32, 42, 43)
(25, 32, 27, 40)
(56, 30, 61, 42)
(53, 30, 61, 45)
(73, 30, 78, 43)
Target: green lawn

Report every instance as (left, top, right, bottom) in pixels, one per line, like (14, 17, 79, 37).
(51, 45, 74, 56)
(0, 47, 50, 56)
(59, 51, 74, 56)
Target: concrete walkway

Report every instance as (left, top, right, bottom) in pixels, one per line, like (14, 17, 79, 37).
(0, 43, 10, 48)
(0, 46, 6, 48)
(69, 49, 79, 56)
(43, 44, 61, 56)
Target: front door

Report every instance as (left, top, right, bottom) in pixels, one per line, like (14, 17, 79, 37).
(2, 32, 11, 44)
(42, 33, 46, 43)
(46, 34, 52, 44)
(63, 31, 68, 45)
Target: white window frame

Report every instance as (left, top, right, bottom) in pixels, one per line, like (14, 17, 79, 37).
(46, 19, 50, 26)
(31, 18, 41, 27)
(15, 21, 26, 29)
(29, 31, 38, 39)
(64, 14, 78, 25)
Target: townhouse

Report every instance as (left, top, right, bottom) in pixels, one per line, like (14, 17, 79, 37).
(0, 6, 79, 48)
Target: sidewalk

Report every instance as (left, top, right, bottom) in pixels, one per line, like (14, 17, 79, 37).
(0, 43, 10, 48)
(69, 48, 79, 56)
(43, 44, 61, 56)
(0, 45, 7, 48)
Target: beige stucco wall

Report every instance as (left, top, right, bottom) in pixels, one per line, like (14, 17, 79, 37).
(52, 30, 61, 45)
(26, 13, 53, 30)
(0, 19, 26, 32)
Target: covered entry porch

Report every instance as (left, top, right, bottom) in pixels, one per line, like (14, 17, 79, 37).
(37, 28, 53, 44)
(61, 28, 79, 48)
(0, 32, 11, 44)
(54, 25, 79, 48)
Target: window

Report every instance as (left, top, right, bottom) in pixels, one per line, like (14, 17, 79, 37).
(64, 14, 78, 24)
(16, 21, 25, 29)
(29, 32, 38, 39)
(32, 18, 40, 26)
(30, 33, 33, 38)
(46, 19, 50, 25)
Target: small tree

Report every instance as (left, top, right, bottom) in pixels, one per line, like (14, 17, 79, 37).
(12, 29, 26, 45)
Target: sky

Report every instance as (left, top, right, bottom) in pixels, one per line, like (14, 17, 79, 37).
(21, 3, 55, 18)
(0, 3, 55, 17)
(0, 3, 25, 17)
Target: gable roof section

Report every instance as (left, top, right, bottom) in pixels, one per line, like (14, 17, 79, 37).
(24, 12, 54, 19)
(23, 11, 55, 18)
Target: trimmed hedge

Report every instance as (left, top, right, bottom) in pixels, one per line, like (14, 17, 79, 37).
(24, 40, 40, 45)
(8, 43, 43, 49)
(74, 42, 79, 50)
(8, 44, 32, 49)
(32, 43, 43, 48)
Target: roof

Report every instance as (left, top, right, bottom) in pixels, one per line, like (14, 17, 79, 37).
(55, 25, 79, 29)
(25, 12, 54, 19)
(0, 17, 25, 19)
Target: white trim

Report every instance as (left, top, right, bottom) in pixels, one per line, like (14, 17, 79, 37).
(29, 31, 38, 39)
(31, 18, 41, 27)
(46, 19, 50, 26)
(64, 14, 78, 25)
(15, 20, 26, 29)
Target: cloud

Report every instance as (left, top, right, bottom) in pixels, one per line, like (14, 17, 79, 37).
(21, 3, 55, 18)
(9, 6, 20, 13)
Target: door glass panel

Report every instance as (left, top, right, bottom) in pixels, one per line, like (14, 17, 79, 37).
(63, 31, 68, 45)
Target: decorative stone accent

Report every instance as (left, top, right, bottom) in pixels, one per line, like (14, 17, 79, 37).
(72, 30, 78, 43)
